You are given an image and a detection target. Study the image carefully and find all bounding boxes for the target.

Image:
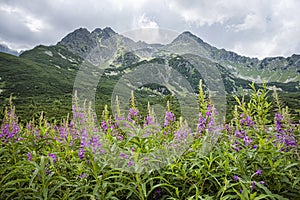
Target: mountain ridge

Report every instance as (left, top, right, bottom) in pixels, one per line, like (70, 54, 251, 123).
(1, 26, 299, 121)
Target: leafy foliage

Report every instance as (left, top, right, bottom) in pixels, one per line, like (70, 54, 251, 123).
(0, 83, 299, 199)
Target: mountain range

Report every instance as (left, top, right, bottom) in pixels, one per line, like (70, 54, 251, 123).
(0, 27, 299, 121)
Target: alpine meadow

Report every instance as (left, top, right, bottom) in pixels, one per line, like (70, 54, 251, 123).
(1, 17, 300, 200)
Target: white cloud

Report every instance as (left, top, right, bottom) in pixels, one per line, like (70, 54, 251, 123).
(24, 16, 47, 32)
(0, 4, 49, 33)
(133, 14, 159, 29)
(126, 14, 162, 44)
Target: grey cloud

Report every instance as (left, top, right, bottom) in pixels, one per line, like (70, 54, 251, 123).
(0, 0, 300, 58)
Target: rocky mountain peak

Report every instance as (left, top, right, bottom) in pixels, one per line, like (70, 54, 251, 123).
(172, 31, 204, 44)
(57, 27, 95, 58)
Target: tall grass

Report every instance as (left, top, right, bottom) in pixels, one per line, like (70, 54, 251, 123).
(0, 82, 299, 199)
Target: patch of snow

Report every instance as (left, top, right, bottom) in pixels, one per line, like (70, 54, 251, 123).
(54, 65, 61, 69)
(284, 76, 298, 83)
(106, 71, 118, 76)
(44, 51, 53, 57)
(68, 58, 77, 63)
(236, 74, 264, 83)
(0, 89, 3, 94)
(58, 52, 66, 59)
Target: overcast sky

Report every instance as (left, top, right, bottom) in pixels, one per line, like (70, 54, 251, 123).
(1, 0, 300, 59)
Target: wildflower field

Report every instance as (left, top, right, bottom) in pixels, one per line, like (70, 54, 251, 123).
(0, 82, 299, 200)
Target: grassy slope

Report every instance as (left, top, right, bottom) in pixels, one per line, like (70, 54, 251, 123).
(0, 52, 75, 122)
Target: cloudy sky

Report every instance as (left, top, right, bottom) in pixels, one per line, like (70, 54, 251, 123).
(1, 0, 300, 59)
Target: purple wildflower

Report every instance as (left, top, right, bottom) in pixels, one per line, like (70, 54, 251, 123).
(275, 113, 284, 133)
(48, 153, 57, 162)
(101, 120, 108, 133)
(100, 148, 105, 154)
(128, 160, 134, 166)
(79, 173, 88, 179)
(26, 152, 32, 161)
(250, 181, 256, 190)
(198, 113, 206, 134)
(128, 108, 139, 122)
(259, 181, 265, 185)
(78, 148, 85, 159)
(225, 124, 230, 132)
(120, 152, 129, 159)
(255, 169, 262, 175)
(164, 111, 175, 127)
(80, 128, 88, 147)
(117, 135, 124, 140)
(1, 122, 20, 141)
(234, 129, 245, 138)
(240, 115, 254, 127)
(243, 135, 252, 146)
(144, 115, 155, 126)
(234, 175, 239, 181)
(88, 135, 102, 152)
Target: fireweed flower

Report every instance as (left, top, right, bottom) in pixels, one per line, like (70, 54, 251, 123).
(48, 153, 57, 162)
(120, 152, 129, 159)
(101, 120, 108, 133)
(144, 115, 155, 126)
(26, 152, 32, 161)
(128, 160, 134, 166)
(255, 169, 262, 175)
(243, 135, 252, 146)
(128, 108, 139, 122)
(114, 115, 125, 128)
(117, 135, 124, 141)
(174, 127, 191, 144)
(100, 148, 105, 154)
(250, 181, 256, 190)
(275, 113, 284, 133)
(78, 148, 85, 159)
(79, 173, 88, 179)
(88, 135, 102, 153)
(234, 129, 245, 139)
(164, 111, 175, 127)
(80, 128, 89, 147)
(240, 115, 254, 127)
(274, 133, 298, 151)
(234, 175, 239, 181)
(198, 114, 206, 134)
(225, 124, 230, 132)
(1, 123, 21, 141)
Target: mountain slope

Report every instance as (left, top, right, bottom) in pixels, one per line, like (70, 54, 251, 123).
(0, 52, 75, 120)
(167, 31, 300, 83)
(1, 27, 299, 121)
